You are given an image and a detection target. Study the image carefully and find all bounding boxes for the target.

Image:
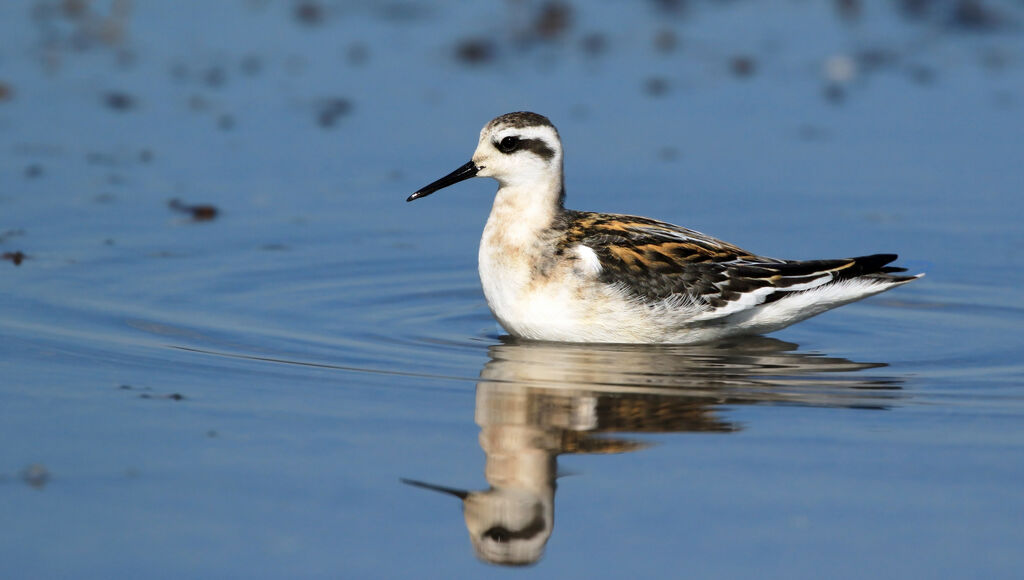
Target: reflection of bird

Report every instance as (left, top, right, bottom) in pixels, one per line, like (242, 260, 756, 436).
(408, 112, 920, 344)
(402, 338, 904, 566)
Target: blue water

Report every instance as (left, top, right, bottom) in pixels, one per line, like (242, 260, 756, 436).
(2, 1, 1023, 578)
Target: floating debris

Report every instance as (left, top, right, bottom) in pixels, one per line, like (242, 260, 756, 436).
(658, 146, 680, 162)
(580, 32, 608, 57)
(730, 56, 756, 78)
(2, 251, 26, 266)
(21, 464, 50, 489)
(346, 43, 370, 66)
(907, 64, 937, 85)
(643, 76, 670, 97)
(653, 29, 678, 54)
(139, 392, 186, 401)
(835, 0, 862, 22)
(316, 97, 353, 128)
(240, 54, 263, 76)
(0, 81, 12, 102)
(119, 384, 149, 391)
(187, 94, 209, 112)
(0, 229, 25, 243)
(650, 0, 688, 16)
(103, 91, 136, 111)
(294, 0, 325, 26)
(455, 38, 497, 65)
(533, 1, 572, 40)
(25, 164, 44, 178)
(823, 84, 846, 104)
(203, 66, 227, 88)
(168, 199, 219, 221)
(950, 0, 1005, 30)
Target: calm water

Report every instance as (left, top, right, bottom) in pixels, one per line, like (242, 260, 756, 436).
(2, 1, 1023, 578)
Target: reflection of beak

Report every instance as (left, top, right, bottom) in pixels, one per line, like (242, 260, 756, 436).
(400, 478, 470, 500)
(407, 161, 479, 202)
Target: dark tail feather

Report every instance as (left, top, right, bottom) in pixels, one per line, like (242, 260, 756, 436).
(848, 254, 919, 283)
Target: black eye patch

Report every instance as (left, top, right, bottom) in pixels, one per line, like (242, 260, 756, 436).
(494, 136, 555, 161)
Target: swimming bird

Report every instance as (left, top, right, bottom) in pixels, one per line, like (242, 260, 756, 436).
(408, 112, 920, 344)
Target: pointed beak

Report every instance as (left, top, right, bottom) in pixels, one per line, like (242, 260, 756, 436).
(400, 478, 470, 500)
(407, 161, 479, 202)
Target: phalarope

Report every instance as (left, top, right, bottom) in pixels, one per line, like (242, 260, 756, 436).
(408, 112, 920, 344)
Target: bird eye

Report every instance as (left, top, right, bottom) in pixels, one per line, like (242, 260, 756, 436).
(483, 526, 511, 543)
(498, 136, 520, 153)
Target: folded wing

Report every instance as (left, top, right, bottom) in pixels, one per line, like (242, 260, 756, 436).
(563, 211, 915, 320)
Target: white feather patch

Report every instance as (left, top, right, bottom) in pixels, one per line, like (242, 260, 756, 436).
(574, 245, 603, 277)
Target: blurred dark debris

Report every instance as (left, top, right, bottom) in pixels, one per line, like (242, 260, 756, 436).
(217, 114, 236, 131)
(25, 164, 45, 178)
(139, 148, 153, 163)
(120, 384, 185, 400)
(980, 47, 1014, 71)
(835, 0, 862, 22)
(0, 229, 26, 243)
(85, 149, 143, 167)
(293, 0, 325, 26)
(568, 103, 591, 120)
(650, 0, 689, 16)
(533, 1, 573, 40)
(857, 48, 901, 73)
(103, 91, 136, 112)
(346, 43, 370, 66)
(455, 38, 498, 65)
(906, 64, 937, 84)
(139, 392, 187, 401)
(950, 0, 1010, 30)
(168, 198, 219, 221)
(119, 383, 149, 391)
(372, 2, 434, 22)
(316, 97, 353, 128)
(644, 76, 671, 97)
(21, 464, 50, 490)
(797, 124, 832, 141)
(0, 81, 13, 102)
(729, 56, 756, 78)
(895, 0, 1014, 31)
(187, 94, 210, 112)
(3, 251, 27, 266)
(653, 29, 679, 53)
(823, 83, 846, 104)
(658, 146, 680, 162)
(240, 54, 264, 76)
(169, 62, 189, 82)
(203, 66, 228, 89)
(580, 32, 609, 57)
(991, 89, 1017, 109)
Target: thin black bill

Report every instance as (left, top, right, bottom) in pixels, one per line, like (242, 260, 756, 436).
(400, 478, 469, 500)
(407, 161, 479, 202)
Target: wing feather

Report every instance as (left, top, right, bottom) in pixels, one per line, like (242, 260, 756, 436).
(557, 211, 910, 319)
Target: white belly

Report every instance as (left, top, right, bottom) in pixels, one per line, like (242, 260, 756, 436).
(478, 240, 674, 343)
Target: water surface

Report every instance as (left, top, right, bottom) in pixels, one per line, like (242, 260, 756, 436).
(2, 1, 1023, 578)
